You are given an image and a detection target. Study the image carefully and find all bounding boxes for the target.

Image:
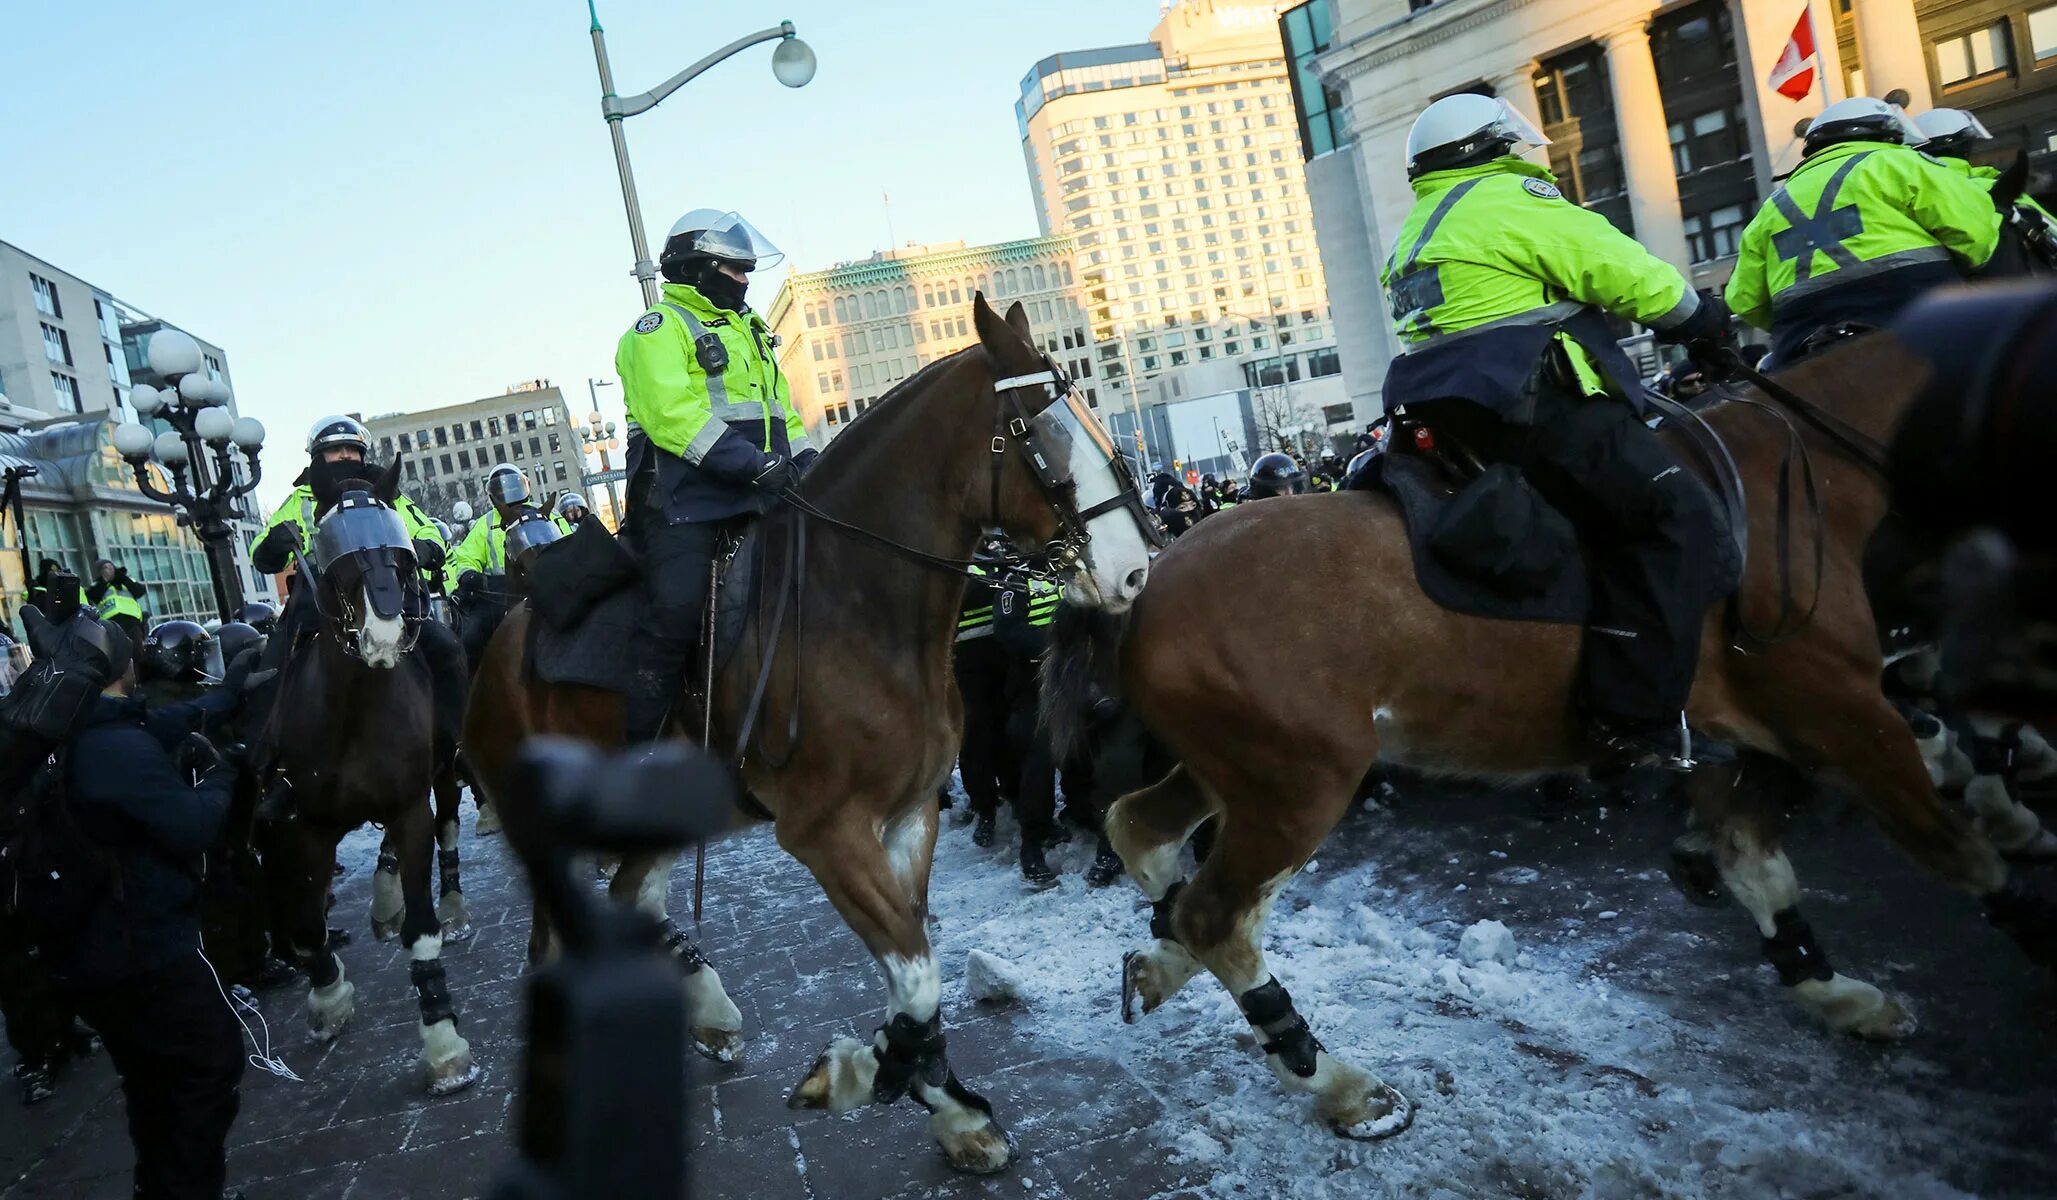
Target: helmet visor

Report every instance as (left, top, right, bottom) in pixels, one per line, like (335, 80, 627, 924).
(0, 641, 31, 697)
(1886, 104, 1930, 147)
(691, 212, 784, 271)
(1490, 99, 1550, 155)
(487, 469, 530, 506)
(312, 499, 412, 572)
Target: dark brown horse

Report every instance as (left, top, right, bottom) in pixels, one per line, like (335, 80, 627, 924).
(1041, 333, 2051, 1139)
(464, 296, 1156, 1172)
(263, 461, 478, 1096)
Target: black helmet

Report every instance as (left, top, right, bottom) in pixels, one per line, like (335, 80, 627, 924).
(306, 415, 370, 458)
(237, 600, 279, 636)
(486, 463, 529, 507)
(1246, 452, 1306, 499)
(142, 620, 213, 683)
(216, 620, 263, 670)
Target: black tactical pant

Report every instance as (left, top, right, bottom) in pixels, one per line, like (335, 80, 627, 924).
(415, 617, 467, 756)
(68, 953, 243, 1200)
(625, 515, 726, 745)
(0, 911, 77, 1074)
(1519, 391, 1717, 723)
(457, 592, 508, 674)
(954, 635, 1017, 817)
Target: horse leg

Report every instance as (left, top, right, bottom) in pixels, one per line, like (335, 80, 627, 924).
(369, 832, 404, 942)
(606, 850, 744, 1062)
(394, 800, 478, 1096)
(784, 799, 1013, 1174)
(1106, 765, 1217, 1018)
(1170, 775, 1411, 1140)
(281, 823, 354, 1042)
(1687, 751, 1915, 1040)
(432, 764, 474, 940)
(1960, 717, 2057, 859)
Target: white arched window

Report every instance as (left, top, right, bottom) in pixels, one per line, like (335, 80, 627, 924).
(862, 293, 876, 319)
(834, 296, 849, 321)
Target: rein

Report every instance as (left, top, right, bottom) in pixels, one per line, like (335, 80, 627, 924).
(1715, 349, 1892, 476)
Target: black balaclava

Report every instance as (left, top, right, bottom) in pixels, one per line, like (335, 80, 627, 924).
(308, 454, 371, 503)
(694, 261, 749, 312)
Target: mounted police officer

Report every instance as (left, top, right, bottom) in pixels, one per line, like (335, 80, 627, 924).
(1726, 98, 2001, 366)
(554, 491, 591, 529)
(1911, 106, 2056, 274)
(614, 208, 817, 748)
(1380, 93, 1728, 766)
(448, 463, 535, 664)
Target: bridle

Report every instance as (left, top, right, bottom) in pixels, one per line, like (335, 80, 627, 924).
(293, 499, 428, 663)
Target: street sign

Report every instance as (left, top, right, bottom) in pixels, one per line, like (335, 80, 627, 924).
(584, 468, 627, 485)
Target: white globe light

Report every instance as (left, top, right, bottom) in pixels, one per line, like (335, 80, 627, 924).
(153, 431, 190, 465)
(146, 329, 204, 380)
(113, 422, 155, 458)
(205, 378, 233, 408)
(451, 501, 474, 522)
(194, 407, 235, 443)
(771, 36, 816, 88)
(179, 373, 213, 406)
(129, 384, 164, 416)
(231, 417, 266, 450)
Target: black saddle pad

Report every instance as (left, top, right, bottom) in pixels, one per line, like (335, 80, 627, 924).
(1384, 449, 1742, 627)
(528, 532, 759, 694)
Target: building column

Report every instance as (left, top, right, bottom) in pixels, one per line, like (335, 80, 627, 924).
(1850, 0, 1932, 109)
(1601, 22, 1694, 277)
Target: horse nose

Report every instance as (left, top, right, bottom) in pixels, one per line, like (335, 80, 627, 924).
(1119, 566, 1147, 600)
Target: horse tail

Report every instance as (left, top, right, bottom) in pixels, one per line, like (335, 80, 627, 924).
(1040, 601, 1129, 762)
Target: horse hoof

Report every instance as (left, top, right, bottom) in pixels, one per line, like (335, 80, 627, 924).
(692, 1026, 743, 1065)
(440, 921, 476, 944)
(1845, 998, 1917, 1042)
(427, 1058, 480, 1097)
(937, 1122, 1015, 1175)
(1329, 1083, 1415, 1141)
(1665, 835, 1725, 908)
(474, 806, 502, 837)
(370, 917, 402, 942)
(786, 1037, 876, 1115)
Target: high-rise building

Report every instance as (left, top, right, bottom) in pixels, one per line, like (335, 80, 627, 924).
(1016, 1, 1349, 442)
(0, 239, 269, 620)
(765, 237, 1095, 444)
(359, 381, 584, 524)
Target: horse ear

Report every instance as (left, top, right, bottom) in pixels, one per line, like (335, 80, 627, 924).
(1003, 301, 1033, 344)
(376, 455, 402, 504)
(973, 292, 1039, 373)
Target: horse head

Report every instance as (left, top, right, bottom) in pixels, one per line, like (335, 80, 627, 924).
(971, 294, 1156, 611)
(309, 456, 420, 669)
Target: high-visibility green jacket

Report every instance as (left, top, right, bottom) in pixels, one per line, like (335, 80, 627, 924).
(615, 283, 813, 523)
(1940, 158, 2056, 222)
(447, 509, 508, 587)
(257, 484, 442, 576)
(1725, 141, 2000, 362)
(1380, 156, 1697, 420)
(90, 585, 144, 624)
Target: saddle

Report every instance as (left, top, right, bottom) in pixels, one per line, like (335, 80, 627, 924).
(524, 524, 757, 697)
(1370, 412, 1743, 627)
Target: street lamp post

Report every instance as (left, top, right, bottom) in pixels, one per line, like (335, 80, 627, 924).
(112, 330, 267, 623)
(579, 416, 625, 528)
(587, 1, 817, 306)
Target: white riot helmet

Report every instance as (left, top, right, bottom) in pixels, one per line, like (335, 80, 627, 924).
(485, 463, 529, 507)
(306, 415, 370, 457)
(1805, 97, 1927, 153)
(1406, 93, 1550, 179)
(659, 209, 784, 280)
(554, 492, 589, 520)
(1911, 107, 1994, 160)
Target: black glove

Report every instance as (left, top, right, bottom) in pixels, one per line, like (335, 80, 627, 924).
(412, 538, 446, 572)
(793, 448, 821, 477)
(221, 652, 276, 697)
(751, 454, 798, 494)
(1655, 289, 1732, 348)
(456, 571, 482, 601)
(177, 732, 227, 775)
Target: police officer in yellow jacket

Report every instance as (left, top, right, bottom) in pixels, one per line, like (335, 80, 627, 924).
(1911, 106, 2056, 273)
(615, 208, 817, 746)
(1726, 98, 2001, 366)
(1380, 94, 1729, 765)
(446, 464, 533, 666)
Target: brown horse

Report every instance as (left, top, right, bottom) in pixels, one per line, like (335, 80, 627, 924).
(263, 461, 478, 1095)
(1041, 333, 2052, 1140)
(464, 296, 1156, 1172)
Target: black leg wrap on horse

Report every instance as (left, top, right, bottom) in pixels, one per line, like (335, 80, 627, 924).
(306, 949, 340, 988)
(1762, 907, 1835, 986)
(376, 848, 400, 876)
(657, 919, 711, 972)
(1238, 976, 1323, 1078)
(1984, 878, 2057, 965)
(870, 1012, 948, 1106)
(1149, 880, 1187, 941)
(437, 848, 461, 898)
(410, 959, 458, 1027)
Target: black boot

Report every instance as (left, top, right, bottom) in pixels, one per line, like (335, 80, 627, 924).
(1587, 714, 1693, 774)
(624, 668, 678, 751)
(1086, 838, 1124, 888)
(1020, 840, 1057, 888)
(971, 811, 997, 848)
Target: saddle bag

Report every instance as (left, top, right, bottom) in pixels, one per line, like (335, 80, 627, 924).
(528, 516, 642, 632)
(1427, 463, 1577, 599)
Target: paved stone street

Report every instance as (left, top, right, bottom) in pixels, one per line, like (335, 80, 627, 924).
(5, 776, 2056, 1199)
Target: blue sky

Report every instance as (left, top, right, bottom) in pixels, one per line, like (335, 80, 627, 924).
(2, 0, 1157, 510)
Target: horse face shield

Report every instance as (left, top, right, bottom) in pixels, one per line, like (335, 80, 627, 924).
(312, 495, 422, 667)
(1010, 374, 1158, 609)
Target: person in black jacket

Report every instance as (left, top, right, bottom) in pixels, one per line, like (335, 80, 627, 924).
(48, 626, 248, 1200)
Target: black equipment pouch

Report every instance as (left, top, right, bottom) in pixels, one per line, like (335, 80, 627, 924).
(694, 332, 729, 376)
(2, 661, 105, 744)
(1427, 463, 1578, 598)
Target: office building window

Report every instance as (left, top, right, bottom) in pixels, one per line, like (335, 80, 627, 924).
(554, 461, 568, 482)
(2033, 5, 2057, 62)
(529, 436, 541, 457)
(51, 373, 80, 413)
(544, 408, 558, 426)
(379, 437, 395, 458)
(440, 453, 454, 474)
(399, 432, 413, 451)
(511, 441, 524, 460)
(40, 323, 71, 366)
(458, 449, 472, 470)
(523, 410, 537, 429)
(1935, 22, 2012, 88)
(472, 419, 485, 439)
(1682, 204, 1748, 262)
(489, 417, 502, 436)
(1533, 47, 1634, 234)
(548, 432, 561, 453)
(203, 353, 223, 381)
(29, 273, 60, 318)
(416, 429, 429, 448)
(451, 423, 465, 442)
(435, 426, 448, 446)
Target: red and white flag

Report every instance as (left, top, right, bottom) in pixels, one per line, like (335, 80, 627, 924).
(1768, 7, 1819, 101)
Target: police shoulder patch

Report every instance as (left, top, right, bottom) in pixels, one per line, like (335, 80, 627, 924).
(1522, 178, 1563, 200)
(634, 311, 664, 335)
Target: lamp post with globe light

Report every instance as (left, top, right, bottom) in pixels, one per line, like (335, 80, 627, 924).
(111, 329, 266, 622)
(587, 0, 817, 306)
(580, 415, 625, 529)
